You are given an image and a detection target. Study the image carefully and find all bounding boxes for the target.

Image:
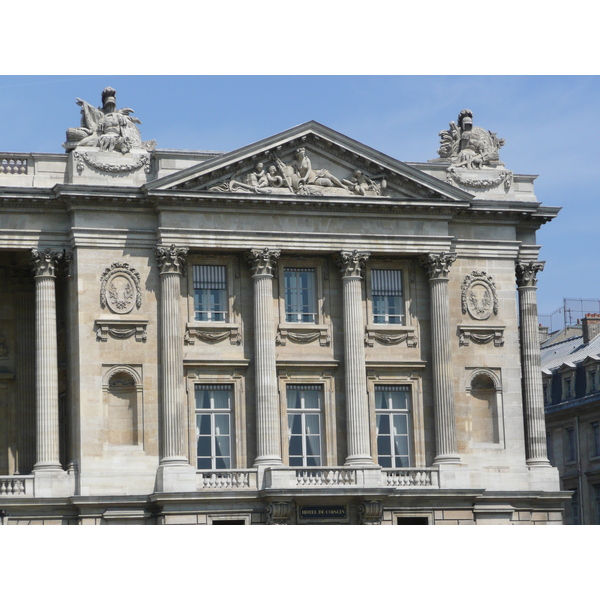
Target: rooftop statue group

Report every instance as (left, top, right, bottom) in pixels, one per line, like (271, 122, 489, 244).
(209, 147, 387, 197)
(64, 87, 154, 153)
(436, 109, 505, 169)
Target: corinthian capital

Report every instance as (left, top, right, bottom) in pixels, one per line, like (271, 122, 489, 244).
(516, 260, 545, 287)
(336, 250, 370, 278)
(247, 248, 281, 276)
(420, 252, 457, 280)
(30, 248, 70, 278)
(156, 244, 188, 275)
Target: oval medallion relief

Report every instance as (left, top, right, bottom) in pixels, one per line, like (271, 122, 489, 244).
(100, 262, 142, 314)
(461, 271, 498, 321)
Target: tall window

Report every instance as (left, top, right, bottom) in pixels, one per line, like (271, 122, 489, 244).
(546, 431, 553, 465)
(195, 384, 232, 470)
(588, 368, 598, 393)
(371, 269, 404, 324)
(284, 268, 317, 323)
(287, 384, 322, 467)
(565, 427, 577, 463)
(591, 422, 600, 457)
(375, 385, 411, 468)
(193, 265, 227, 322)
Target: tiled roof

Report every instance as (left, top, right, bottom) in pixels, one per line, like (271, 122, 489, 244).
(540, 331, 600, 371)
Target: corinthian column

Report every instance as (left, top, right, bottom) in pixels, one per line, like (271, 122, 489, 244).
(516, 261, 550, 466)
(420, 252, 460, 464)
(31, 248, 68, 471)
(156, 244, 189, 465)
(248, 248, 283, 466)
(336, 250, 373, 466)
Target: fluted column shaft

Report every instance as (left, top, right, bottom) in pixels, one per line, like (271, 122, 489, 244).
(421, 253, 460, 464)
(156, 244, 188, 464)
(516, 261, 550, 465)
(337, 250, 373, 465)
(248, 248, 283, 466)
(31, 249, 67, 471)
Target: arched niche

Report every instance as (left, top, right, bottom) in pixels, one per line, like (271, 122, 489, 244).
(466, 369, 503, 446)
(102, 366, 143, 447)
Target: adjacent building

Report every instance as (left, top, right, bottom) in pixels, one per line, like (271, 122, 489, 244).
(543, 314, 600, 524)
(0, 92, 567, 524)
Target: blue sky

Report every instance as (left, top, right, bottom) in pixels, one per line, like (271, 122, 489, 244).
(1, 75, 597, 317)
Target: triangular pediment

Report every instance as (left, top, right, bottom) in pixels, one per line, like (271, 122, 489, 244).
(147, 121, 472, 202)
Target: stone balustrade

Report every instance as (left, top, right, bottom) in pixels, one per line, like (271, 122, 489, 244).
(383, 468, 439, 487)
(197, 470, 257, 490)
(295, 468, 357, 486)
(0, 476, 34, 496)
(0, 157, 28, 174)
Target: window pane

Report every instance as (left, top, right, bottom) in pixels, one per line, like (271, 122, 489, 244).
(377, 434, 391, 456)
(215, 435, 230, 458)
(288, 414, 302, 435)
(303, 389, 321, 409)
(375, 389, 387, 410)
(376, 414, 390, 435)
(197, 457, 212, 469)
(196, 390, 211, 410)
(394, 435, 409, 457)
(378, 455, 392, 468)
(213, 390, 230, 410)
(306, 455, 321, 467)
(197, 435, 211, 458)
(393, 414, 408, 435)
(197, 414, 211, 435)
(304, 414, 320, 435)
(305, 435, 321, 458)
(215, 414, 229, 436)
(391, 391, 408, 410)
(289, 456, 303, 466)
(289, 435, 303, 457)
(284, 268, 316, 323)
(215, 457, 230, 469)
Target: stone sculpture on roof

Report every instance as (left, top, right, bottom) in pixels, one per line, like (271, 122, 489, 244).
(64, 87, 155, 153)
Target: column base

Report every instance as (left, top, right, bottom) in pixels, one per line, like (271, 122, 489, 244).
(344, 455, 375, 467)
(526, 457, 552, 467)
(254, 456, 284, 467)
(33, 461, 63, 472)
(33, 468, 75, 498)
(155, 461, 196, 493)
(527, 463, 560, 491)
(433, 454, 461, 465)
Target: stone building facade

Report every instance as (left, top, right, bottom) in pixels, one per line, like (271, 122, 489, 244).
(543, 314, 600, 524)
(0, 92, 567, 524)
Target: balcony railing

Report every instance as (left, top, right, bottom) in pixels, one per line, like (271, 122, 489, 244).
(383, 468, 438, 487)
(0, 476, 34, 496)
(295, 468, 356, 486)
(0, 157, 27, 175)
(197, 469, 257, 490)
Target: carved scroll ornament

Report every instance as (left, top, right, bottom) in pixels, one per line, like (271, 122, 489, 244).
(461, 271, 498, 321)
(100, 262, 142, 314)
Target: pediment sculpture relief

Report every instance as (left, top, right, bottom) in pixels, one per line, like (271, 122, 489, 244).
(207, 147, 387, 197)
(64, 87, 156, 154)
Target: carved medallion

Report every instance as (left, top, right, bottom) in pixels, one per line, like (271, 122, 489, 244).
(100, 262, 142, 314)
(461, 271, 498, 321)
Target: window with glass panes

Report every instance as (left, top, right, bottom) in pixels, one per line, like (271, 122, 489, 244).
(284, 268, 317, 323)
(195, 384, 232, 470)
(286, 384, 323, 467)
(371, 269, 404, 324)
(591, 422, 600, 457)
(375, 385, 411, 468)
(193, 265, 227, 322)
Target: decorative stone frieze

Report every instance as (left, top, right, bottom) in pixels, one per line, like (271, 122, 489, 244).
(458, 324, 505, 347)
(276, 325, 329, 346)
(99, 262, 142, 314)
(461, 271, 498, 320)
(266, 502, 292, 525)
(446, 166, 512, 191)
(156, 244, 188, 275)
(184, 323, 241, 345)
(516, 261, 544, 287)
(364, 326, 418, 347)
(74, 151, 152, 174)
(95, 318, 148, 342)
(358, 500, 383, 525)
(247, 247, 280, 276)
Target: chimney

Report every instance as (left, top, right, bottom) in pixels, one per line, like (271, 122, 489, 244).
(582, 313, 600, 344)
(539, 324, 549, 344)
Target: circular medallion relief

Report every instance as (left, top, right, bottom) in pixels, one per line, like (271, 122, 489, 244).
(100, 262, 142, 315)
(461, 271, 498, 321)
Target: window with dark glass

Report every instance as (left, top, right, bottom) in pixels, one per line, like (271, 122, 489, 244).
(284, 268, 317, 323)
(375, 385, 411, 468)
(591, 422, 600, 457)
(371, 269, 404, 324)
(193, 265, 227, 322)
(287, 384, 322, 467)
(546, 431, 553, 465)
(566, 427, 577, 463)
(195, 384, 232, 470)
